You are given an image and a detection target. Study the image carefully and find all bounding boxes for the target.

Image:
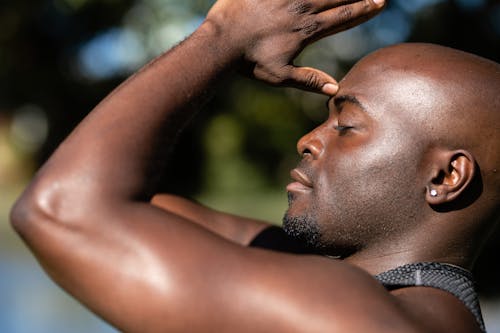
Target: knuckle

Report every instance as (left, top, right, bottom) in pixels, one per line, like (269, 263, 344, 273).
(254, 64, 285, 85)
(303, 71, 321, 88)
(303, 20, 321, 36)
(293, 19, 321, 37)
(363, 0, 373, 12)
(338, 6, 353, 22)
(288, 0, 313, 15)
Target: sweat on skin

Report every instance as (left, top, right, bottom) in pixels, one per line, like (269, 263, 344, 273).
(10, 0, 499, 332)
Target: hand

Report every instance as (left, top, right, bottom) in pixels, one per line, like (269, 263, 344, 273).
(206, 0, 385, 95)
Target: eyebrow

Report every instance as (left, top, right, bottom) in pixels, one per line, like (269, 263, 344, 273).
(328, 94, 369, 114)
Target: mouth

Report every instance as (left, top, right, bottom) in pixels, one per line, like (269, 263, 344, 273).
(286, 169, 313, 193)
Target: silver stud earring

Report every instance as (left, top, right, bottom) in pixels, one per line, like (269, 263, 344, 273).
(430, 189, 438, 197)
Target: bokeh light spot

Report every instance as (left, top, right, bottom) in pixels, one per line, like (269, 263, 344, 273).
(395, 0, 445, 13)
(371, 9, 412, 46)
(455, 0, 486, 10)
(77, 28, 146, 80)
(10, 105, 49, 154)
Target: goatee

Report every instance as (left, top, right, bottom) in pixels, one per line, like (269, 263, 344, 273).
(282, 211, 322, 250)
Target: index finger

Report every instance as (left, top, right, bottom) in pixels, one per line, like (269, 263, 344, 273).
(315, 0, 385, 35)
(312, 0, 385, 12)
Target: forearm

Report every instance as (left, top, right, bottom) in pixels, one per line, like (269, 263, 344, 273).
(13, 21, 238, 224)
(9, 1, 394, 331)
(9, 22, 247, 330)
(151, 194, 270, 245)
(150, 194, 317, 253)
(12, 0, 385, 229)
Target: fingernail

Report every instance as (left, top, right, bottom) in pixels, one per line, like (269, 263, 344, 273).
(372, 0, 385, 6)
(322, 83, 338, 95)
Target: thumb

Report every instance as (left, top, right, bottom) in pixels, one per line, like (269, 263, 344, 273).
(283, 65, 339, 95)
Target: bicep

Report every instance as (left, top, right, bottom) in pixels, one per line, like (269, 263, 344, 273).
(27, 201, 254, 332)
(28, 202, 417, 333)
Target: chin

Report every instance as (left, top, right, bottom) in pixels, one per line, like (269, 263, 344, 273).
(283, 209, 361, 258)
(282, 211, 321, 247)
(286, 192, 311, 215)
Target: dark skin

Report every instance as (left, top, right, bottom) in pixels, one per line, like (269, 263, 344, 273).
(285, 43, 500, 270)
(10, 0, 500, 332)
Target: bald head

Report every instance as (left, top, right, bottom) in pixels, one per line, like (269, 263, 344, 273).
(285, 43, 498, 264)
(341, 43, 499, 262)
(353, 43, 499, 160)
(342, 43, 499, 204)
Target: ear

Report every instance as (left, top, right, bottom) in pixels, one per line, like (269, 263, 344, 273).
(426, 150, 476, 206)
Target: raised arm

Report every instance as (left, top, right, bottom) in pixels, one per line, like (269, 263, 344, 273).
(10, 1, 398, 332)
(151, 194, 269, 245)
(151, 194, 318, 253)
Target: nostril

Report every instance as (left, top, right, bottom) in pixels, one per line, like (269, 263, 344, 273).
(301, 148, 312, 157)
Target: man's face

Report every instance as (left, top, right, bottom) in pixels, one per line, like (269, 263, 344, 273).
(283, 59, 439, 257)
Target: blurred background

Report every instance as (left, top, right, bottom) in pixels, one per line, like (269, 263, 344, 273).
(1, 0, 499, 332)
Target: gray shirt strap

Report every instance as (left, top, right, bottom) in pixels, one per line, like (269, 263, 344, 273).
(375, 262, 485, 332)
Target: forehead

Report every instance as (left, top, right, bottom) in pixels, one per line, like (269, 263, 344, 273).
(336, 60, 452, 125)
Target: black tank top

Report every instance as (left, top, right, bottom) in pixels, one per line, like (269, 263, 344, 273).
(375, 262, 485, 332)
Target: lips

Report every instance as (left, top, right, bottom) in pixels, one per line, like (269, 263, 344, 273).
(287, 168, 313, 192)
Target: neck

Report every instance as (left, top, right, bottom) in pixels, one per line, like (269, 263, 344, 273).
(343, 229, 473, 276)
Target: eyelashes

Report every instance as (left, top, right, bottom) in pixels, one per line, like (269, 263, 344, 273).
(333, 125, 354, 137)
(333, 125, 354, 132)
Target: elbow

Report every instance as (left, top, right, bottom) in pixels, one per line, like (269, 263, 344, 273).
(10, 179, 67, 238)
(10, 189, 48, 239)
(11, 173, 112, 239)
(10, 194, 29, 235)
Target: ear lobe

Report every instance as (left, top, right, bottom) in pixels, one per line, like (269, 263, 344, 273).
(426, 150, 476, 206)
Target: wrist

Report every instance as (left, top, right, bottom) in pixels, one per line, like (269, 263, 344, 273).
(193, 19, 244, 69)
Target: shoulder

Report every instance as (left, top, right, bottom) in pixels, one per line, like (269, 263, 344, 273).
(239, 254, 482, 332)
(374, 262, 484, 333)
(391, 286, 482, 333)
(229, 253, 428, 332)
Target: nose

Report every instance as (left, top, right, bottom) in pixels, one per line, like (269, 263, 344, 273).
(296, 125, 325, 159)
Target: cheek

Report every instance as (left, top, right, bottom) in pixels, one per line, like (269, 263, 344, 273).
(315, 137, 421, 215)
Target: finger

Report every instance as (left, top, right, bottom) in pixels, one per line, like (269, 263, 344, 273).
(281, 65, 339, 95)
(317, 0, 385, 33)
(311, 0, 380, 12)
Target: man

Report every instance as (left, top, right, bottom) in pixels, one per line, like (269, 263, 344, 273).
(10, 0, 499, 332)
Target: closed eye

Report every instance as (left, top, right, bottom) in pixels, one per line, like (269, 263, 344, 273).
(334, 125, 354, 132)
